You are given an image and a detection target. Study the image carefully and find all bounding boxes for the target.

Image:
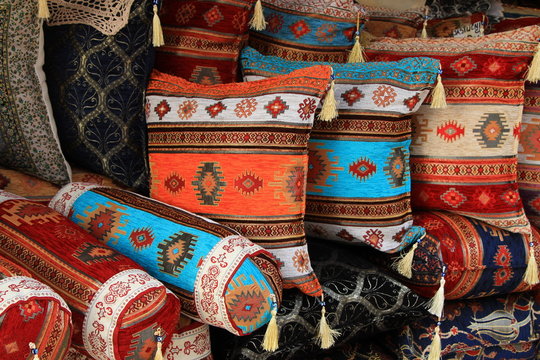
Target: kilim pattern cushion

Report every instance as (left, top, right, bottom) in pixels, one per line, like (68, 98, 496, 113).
(145, 66, 333, 297)
(0, 0, 71, 185)
(50, 183, 283, 336)
(164, 318, 213, 360)
(0, 257, 72, 360)
(0, 191, 181, 360)
(363, 6, 424, 39)
(365, 25, 540, 234)
(389, 291, 540, 359)
(155, 0, 256, 84)
(248, 0, 362, 62)
(211, 239, 430, 360)
(425, 13, 486, 38)
(44, 0, 154, 192)
(241, 47, 440, 252)
(518, 84, 540, 228)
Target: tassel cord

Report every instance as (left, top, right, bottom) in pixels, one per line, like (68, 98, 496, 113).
(263, 294, 279, 352)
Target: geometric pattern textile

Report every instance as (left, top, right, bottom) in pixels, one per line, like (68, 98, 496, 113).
(241, 47, 441, 252)
(0, 260, 72, 360)
(50, 183, 283, 336)
(391, 291, 540, 359)
(164, 319, 213, 360)
(365, 25, 540, 234)
(211, 238, 430, 360)
(155, 0, 256, 84)
(425, 13, 486, 38)
(145, 66, 333, 297)
(363, 6, 424, 38)
(248, 0, 362, 63)
(0, 0, 71, 185)
(44, 0, 154, 192)
(0, 191, 181, 359)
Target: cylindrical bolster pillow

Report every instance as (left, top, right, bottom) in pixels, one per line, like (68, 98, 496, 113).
(0, 257, 72, 360)
(50, 183, 283, 336)
(164, 317, 213, 360)
(0, 190, 181, 359)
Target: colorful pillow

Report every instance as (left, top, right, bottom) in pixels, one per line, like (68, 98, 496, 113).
(44, 0, 154, 192)
(363, 6, 424, 38)
(145, 66, 333, 297)
(211, 238, 431, 360)
(0, 257, 72, 360)
(50, 183, 283, 336)
(240, 47, 441, 252)
(391, 291, 540, 359)
(164, 318, 212, 360)
(0, 0, 71, 185)
(155, 0, 256, 84)
(425, 12, 486, 38)
(365, 25, 540, 234)
(0, 191, 181, 359)
(248, 0, 361, 62)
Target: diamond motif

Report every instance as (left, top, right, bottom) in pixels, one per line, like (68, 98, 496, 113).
(157, 232, 197, 277)
(289, 20, 310, 38)
(297, 98, 317, 121)
(403, 93, 421, 111)
(437, 120, 465, 142)
(206, 101, 227, 118)
(530, 195, 540, 212)
(451, 56, 477, 76)
(500, 189, 520, 206)
(363, 229, 384, 249)
(286, 167, 306, 202)
(164, 172, 185, 195)
(154, 100, 171, 120)
(190, 66, 222, 85)
(441, 188, 467, 208)
(203, 5, 224, 27)
(349, 158, 376, 181)
(234, 171, 264, 197)
(266, 13, 284, 33)
(264, 96, 289, 118)
(316, 23, 337, 43)
(129, 227, 154, 251)
(473, 113, 509, 148)
(192, 162, 226, 205)
(383, 147, 408, 188)
(341, 87, 364, 106)
(75, 242, 120, 264)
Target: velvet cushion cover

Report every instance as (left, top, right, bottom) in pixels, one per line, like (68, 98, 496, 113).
(240, 47, 441, 252)
(155, 0, 256, 84)
(145, 66, 332, 297)
(44, 0, 154, 192)
(365, 26, 540, 234)
(363, 6, 424, 38)
(0, 0, 71, 185)
(248, 0, 361, 62)
(212, 239, 430, 360)
(0, 191, 181, 359)
(0, 257, 72, 360)
(50, 183, 283, 336)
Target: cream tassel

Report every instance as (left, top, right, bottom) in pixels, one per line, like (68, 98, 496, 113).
(262, 294, 279, 352)
(348, 13, 365, 63)
(152, 2, 165, 47)
(318, 73, 338, 122)
(154, 328, 163, 360)
(430, 67, 447, 109)
(29, 343, 40, 360)
(525, 42, 540, 83)
(427, 266, 445, 318)
(421, 6, 429, 39)
(316, 294, 340, 349)
(249, 0, 267, 31)
(38, 0, 50, 19)
(523, 237, 539, 285)
(427, 324, 442, 360)
(392, 238, 422, 279)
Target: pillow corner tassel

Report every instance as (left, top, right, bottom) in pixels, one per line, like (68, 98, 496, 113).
(421, 6, 429, 39)
(427, 322, 442, 360)
(316, 294, 340, 350)
(427, 265, 445, 318)
(29, 342, 40, 360)
(348, 12, 365, 63)
(318, 72, 338, 122)
(249, 0, 267, 31)
(152, 0, 165, 48)
(392, 235, 424, 279)
(153, 327, 164, 360)
(525, 41, 540, 83)
(430, 66, 447, 109)
(523, 235, 539, 285)
(262, 294, 279, 352)
(38, 0, 50, 19)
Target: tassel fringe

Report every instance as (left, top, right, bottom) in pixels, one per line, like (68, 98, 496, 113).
(316, 295, 340, 349)
(427, 271, 445, 318)
(154, 328, 164, 360)
(263, 295, 279, 352)
(38, 0, 50, 19)
(152, 4, 165, 47)
(318, 75, 338, 121)
(421, 21, 428, 38)
(249, 0, 267, 31)
(392, 241, 419, 279)
(29, 343, 40, 360)
(348, 35, 365, 63)
(523, 239, 539, 285)
(525, 42, 540, 83)
(430, 69, 447, 109)
(427, 325, 442, 360)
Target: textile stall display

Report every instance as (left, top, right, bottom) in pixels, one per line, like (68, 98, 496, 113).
(0, 190, 181, 359)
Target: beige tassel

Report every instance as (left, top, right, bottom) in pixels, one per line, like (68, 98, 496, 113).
(430, 67, 447, 109)
(249, 0, 267, 31)
(154, 328, 163, 360)
(29, 343, 40, 360)
(348, 12, 365, 63)
(262, 294, 279, 352)
(427, 268, 445, 318)
(421, 7, 429, 39)
(523, 238, 539, 285)
(427, 325, 442, 360)
(525, 42, 540, 83)
(152, 3, 165, 47)
(392, 240, 419, 279)
(38, 0, 50, 19)
(317, 74, 338, 122)
(316, 295, 340, 349)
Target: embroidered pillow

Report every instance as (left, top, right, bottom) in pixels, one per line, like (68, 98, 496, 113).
(248, 0, 361, 62)
(0, 0, 71, 185)
(165, 319, 212, 359)
(155, 0, 256, 84)
(44, 0, 154, 192)
(0, 258, 72, 360)
(363, 6, 424, 38)
(0, 191, 181, 359)
(50, 183, 283, 336)
(145, 66, 332, 297)
(365, 25, 540, 234)
(240, 47, 442, 252)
